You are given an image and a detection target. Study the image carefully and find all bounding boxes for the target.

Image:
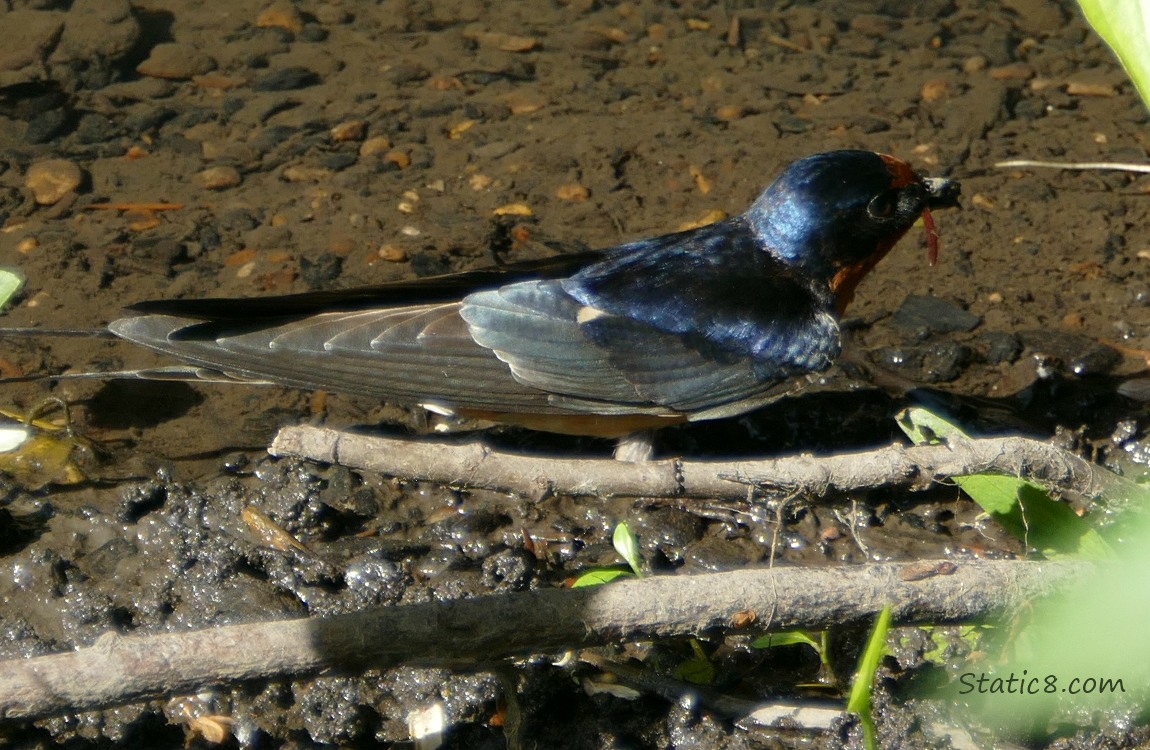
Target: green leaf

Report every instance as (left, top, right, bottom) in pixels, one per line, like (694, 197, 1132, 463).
(674, 639, 716, 685)
(847, 605, 892, 750)
(570, 567, 634, 588)
(896, 407, 1114, 559)
(0, 267, 25, 312)
(612, 521, 643, 577)
(750, 630, 821, 652)
(1079, 0, 1150, 110)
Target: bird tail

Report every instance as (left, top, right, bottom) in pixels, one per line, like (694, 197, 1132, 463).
(0, 326, 263, 385)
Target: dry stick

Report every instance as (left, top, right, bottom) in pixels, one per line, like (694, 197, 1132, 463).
(269, 426, 1139, 503)
(0, 560, 1085, 721)
(995, 159, 1150, 173)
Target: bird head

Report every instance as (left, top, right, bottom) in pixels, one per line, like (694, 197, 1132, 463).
(745, 150, 959, 314)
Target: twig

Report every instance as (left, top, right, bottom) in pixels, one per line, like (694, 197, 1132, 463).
(269, 426, 1142, 506)
(0, 560, 1085, 720)
(995, 159, 1150, 174)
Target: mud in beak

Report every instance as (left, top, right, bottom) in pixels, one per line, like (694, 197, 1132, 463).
(924, 176, 961, 210)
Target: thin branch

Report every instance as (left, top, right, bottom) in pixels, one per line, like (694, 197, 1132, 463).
(995, 159, 1150, 174)
(0, 560, 1086, 721)
(269, 426, 1142, 505)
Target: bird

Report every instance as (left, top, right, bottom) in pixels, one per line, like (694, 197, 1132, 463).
(107, 150, 959, 457)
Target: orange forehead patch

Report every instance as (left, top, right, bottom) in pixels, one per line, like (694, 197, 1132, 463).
(879, 153, 919, 188)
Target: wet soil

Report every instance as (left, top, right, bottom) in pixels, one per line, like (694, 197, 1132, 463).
(0, 0, 1149, 747)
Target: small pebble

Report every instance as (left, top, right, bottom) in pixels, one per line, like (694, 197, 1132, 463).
(137, 43, 216, 79)
(962, 55, 988, 74)
(1066, 81, 1116, 97)
(25, 159, 84, 205)
(891, 295, 980, 336)
(920, 79, 951, 102)
(979, 331, 1022, 364)
(253, 67, 320, 91)
(24, 109, 72, 145)
(359, 135, 393, 156)
(715, 104, 745, 121)
(194, 166, 242, 190)
(282, 165, 333, 182)
(555, 183, 590, 201)
(378, 244, 408, 262)
(331, 119, 366, 142)
(256, 2, 304, 33)
(988, 62, 1033, 80)
(463, 28, 538, 52)
(384, 150, 411, 169)
(493, 203, 532, 217)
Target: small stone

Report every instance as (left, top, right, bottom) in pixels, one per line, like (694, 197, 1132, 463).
(74, 112, 118, 144)
(282, 165, 333, 182)
(891, 295, 980, 337)
(1066, 81, 1117, 97)
(463, 28, 538, 52)
(963, 55, 988, 74)
(774, 114, 811, 134)
(257, 3, 304, 33)
(493, 203, 532, 217)
(321, 153, 357, 172)
(194, 166, 242, 190)
(252, 66, 320, 91)
(300, 252, 344, 289)
(920, 78, 951, 102)
(383, 150, 411, 169)
(715, 104, 745, 121)
(979, 331, 1022, 365)
(471, 140, 520, 160)
(137, 43, 216, 80)
(24, 108, 72, 145)
(377, 244, 407, 262)
(359, 135, 392, 156)
(25, 159, 84, 205)
(1018, 330, 1122, 377)
(988, 62, 1032, 80)
(331, 119, 366, 142)
(555, 183, 590, 202)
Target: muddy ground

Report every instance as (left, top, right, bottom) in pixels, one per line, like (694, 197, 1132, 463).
(0, 0, 1149, 747)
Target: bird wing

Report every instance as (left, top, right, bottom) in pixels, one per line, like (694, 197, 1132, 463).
(111, 272, 837, 419)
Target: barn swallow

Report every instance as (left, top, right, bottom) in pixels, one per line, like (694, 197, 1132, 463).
(109, 150, 959, 440)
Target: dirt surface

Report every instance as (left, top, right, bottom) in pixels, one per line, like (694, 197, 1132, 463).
(1, 0, 1149, 747)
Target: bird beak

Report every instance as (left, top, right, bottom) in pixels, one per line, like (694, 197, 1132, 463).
(923, 176, 961, 209)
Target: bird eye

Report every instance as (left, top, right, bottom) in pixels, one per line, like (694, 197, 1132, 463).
(867, 191, 898, 219)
